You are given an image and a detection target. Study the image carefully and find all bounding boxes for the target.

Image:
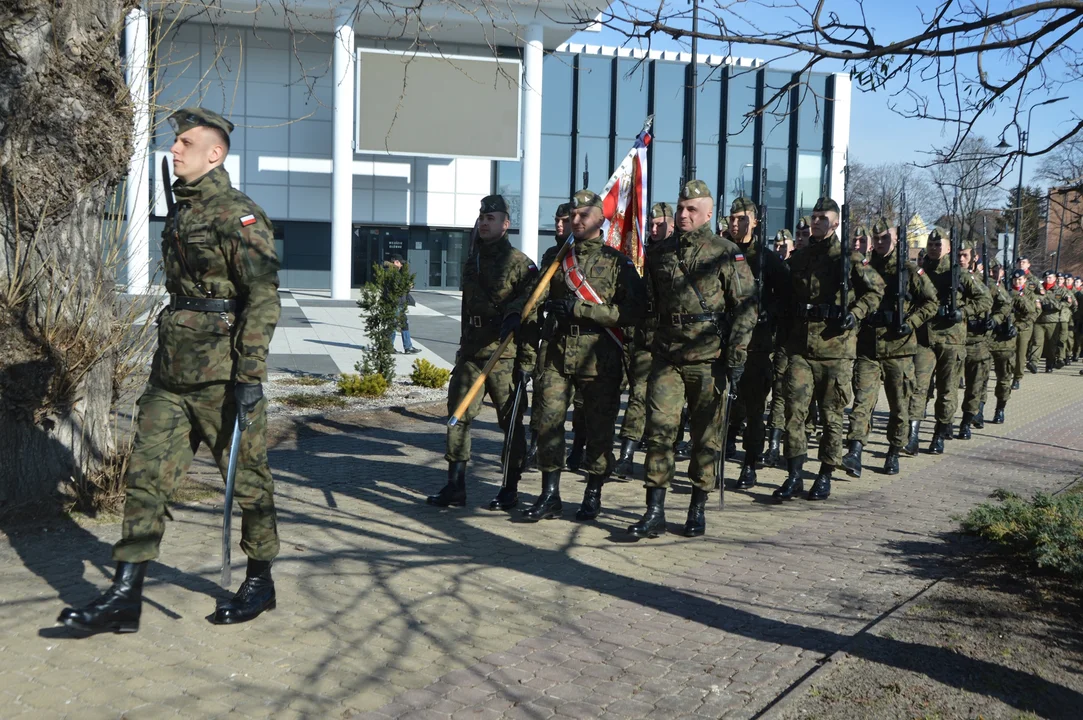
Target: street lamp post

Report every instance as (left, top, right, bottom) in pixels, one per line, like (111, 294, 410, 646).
(686, 0, 700, 182)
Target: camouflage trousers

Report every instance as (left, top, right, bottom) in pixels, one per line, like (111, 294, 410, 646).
(768, 348, 789, 429)
(1058, 321, 1071, 361)
(991, 349, 1015, 403)
(533, 364, 621, 475)
(1013, 326, 1033, 380)
(846, 354, 914, 449)
(113, 381, 279, 564)
(446, 355, 525, 466)
(961, 340, 991, 415)
(643, 360, 722, 491)
(910, 342, 964, 425)
(737, 350, 774, 459)
(783, 355, 853, 466)
(619, 345, 653, 442)
(1029, 323, 1059, 365)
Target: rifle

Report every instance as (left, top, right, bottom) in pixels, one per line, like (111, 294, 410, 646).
(713, 381, 736, 510)
(982, 217, 990, 323)
(896, 185, 908, 334)
(757, 165, 768, 318)
(949, 196, 959, 320)
(500, 373, 526, 489)
(840, 203, 851, 316)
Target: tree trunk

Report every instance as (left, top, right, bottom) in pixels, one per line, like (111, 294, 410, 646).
(0, 0, 137, 507)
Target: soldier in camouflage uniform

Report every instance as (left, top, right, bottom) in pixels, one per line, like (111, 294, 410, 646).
(763, 228, 795, 467)
(725, 199, 791, 490)
(990, 269, 1039, 423)
(428, 195, 538, 511)
(1074, 277, 1083, 362)
(1029, 270, 1066, 372)
(774, 197, 885, 503)
(527, 189, 646, 522)
(1056, 273, 1076, 367)
(957, 244, 1012, 439)
(629, 180, 757, 539)
(840, 218, 938, 477)
(793, 215, 811, 252)
(60, 108, 282, 634)
(904, 230, 991, 455)
(613, 202, 673, 479)
(1014, 257, 1040, 381)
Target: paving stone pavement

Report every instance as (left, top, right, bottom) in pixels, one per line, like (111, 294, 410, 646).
(1, 370, 1081, 720)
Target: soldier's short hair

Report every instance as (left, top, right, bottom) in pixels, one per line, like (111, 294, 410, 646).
(729, 196, 757, 217)
(813, 197, 840, 214)
(168, 107, 234, 150)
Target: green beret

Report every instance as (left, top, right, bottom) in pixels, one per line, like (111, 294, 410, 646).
(928, 229, 945, 243)
(168, 107, 234, 139)
(554, 203, 571, 219)
(797, 216, 811, 229)
(774, 229, 793, 242)
(571, 189, 603, 210)
(961, 239, 976, 252)
(853, 225, 870, 238)
(729, 196, 758, 217)
(813, 197, 840, 214)
(651, 202, 673, 219)
(871, 218, 891, 235)
(679, 179, 711, 200)
(480, 194, 509, 214)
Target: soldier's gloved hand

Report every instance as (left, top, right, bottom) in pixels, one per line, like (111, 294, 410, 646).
(949, 309, 963, 324)
(513, 364, 532, 387)
(983, 316, 997, 332)
(234, 382, 263, 426)
(545, 297, 577, 319)
(897, 321, 913, 337)
(727, 364, 745, 393)
(840, 312, 858, 331)
(499, 312, 521, 341)
(1005, 324, 1019, 339)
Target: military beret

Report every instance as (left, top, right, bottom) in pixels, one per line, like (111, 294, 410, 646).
(1012, 269, 1026, 279)
(651, 202, 674, 219)
(480, 194, 509, 214)
(1018, 255, 1029, 261)
(813, 197, 840, 214)
(168, 107, 234, 139)
(797, 216, 811, 229)
(871, 217, 891, 235)
(554, 203, 571, 219)
(571, 189, 604, 210)
(961, 239, 976, 252)
(729, 196, 757, 217)
(928, 229, 945, 243)
(679, 179, 711, 200)
(1044, 269, 1056, 276)
(853, 225, 870, 238)
(775, 229, 793, 242)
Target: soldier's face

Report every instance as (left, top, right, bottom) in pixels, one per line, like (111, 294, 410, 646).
(1021, 259, 1031, 272)
(927, 238, 947, 260)
(872, 230, 896, 256)
(795, 227, 810, 250)
(170, 126, 226, 182)
(554, 216, 569, 238)
(477, 212, 510, 241)
(676, 198, 713, 233)
(776, 238, 793, 259)
(571, 206, 605, 239)
(1013, 276, 1025, 290)
(810, 211, 838, 240)
(650, 217, 673, 242)
(959, 248, 972, 267)
(854, 235, 870, 255)
(727, 211, 757, 243)
(1057, 276, 1065, 286)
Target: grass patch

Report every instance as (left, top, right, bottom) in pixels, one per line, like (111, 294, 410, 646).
(278, 376, 333, 387)
(278, 392, 348, 410)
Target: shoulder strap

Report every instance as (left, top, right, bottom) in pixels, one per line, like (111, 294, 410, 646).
(676, 252, 710, 312)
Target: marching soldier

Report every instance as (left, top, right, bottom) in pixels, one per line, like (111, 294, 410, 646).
(528, 189, 646, 522)
(991, 269, 1039, 423)
(774, 198, 884, 502)
(428, 195, 538, 511)
(59, 108, 282, 633)
(1029, 269, 1065, 372)
(905, 230, 991, 455)
(613, 202, 674, 479)
(630, 180, 757, 538)
(957, 244, 1011, 438)
(841, 217, 938, 476)
(1056, 273, 1076, 367)
(1074, 277, 1083, 362)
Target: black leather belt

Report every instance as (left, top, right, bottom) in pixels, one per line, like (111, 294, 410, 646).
(967, 319, 987, 333)
(798, 304, 843, 320)
(560, 323, 603, 337)
(170, 295, 236, 313)
(665, 312, 723, 326)
(467, 315, 500, 328)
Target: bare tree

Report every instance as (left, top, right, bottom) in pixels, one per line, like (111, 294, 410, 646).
(846, 159, 939, 228)
(1036, 136, 1083, 186)
(929, 136, 1005, 232)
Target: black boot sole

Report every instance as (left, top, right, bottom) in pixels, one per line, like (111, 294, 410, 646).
(841, 463, 861, 478)
(682, 525, 705, 537)
(487, 497, 518, 511)
(628, 525, 666, 539)
(574, 509, 599, 521)
(522, 504, 563, 522)
(211, 598, 276, 625)
(60, 616, 139, 635)
(427, 497, 466, 507)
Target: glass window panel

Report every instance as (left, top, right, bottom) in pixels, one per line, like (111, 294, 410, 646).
(577, 56, 613, 137)
(723, 145, 755, 214)
(575, 136, 611, 191)
(762, 71, 792, 150)
(764, 148, 789, 211)
(540, 195, 569, 231)
(726, 67, 758, 144)
(616, 58, 649, 138)
(652, 61, 686, 141)
(798, 73, 828, 150)
(694, 143, 719, 202)
(495, 161, 522, 228)
(695, 68, 722, 144)
(651, 140, 683, 201)
(540, 133, 572, 199)
(796, 152, 825, 223)
(542, 55, 574, 135)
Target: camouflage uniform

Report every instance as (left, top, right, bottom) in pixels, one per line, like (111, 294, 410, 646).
(114, 113, 282, 566)
(959, 268, 1012, 433)
(1074, 284, 1083, 359)
(991, 275, 1039, 415)
(1056, 280, 1076, 365)
(1029, 278, 1065, 369)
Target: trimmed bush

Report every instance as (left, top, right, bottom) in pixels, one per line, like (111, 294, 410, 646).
(410, 358, 451, 388)
(338, 372, 389, 398)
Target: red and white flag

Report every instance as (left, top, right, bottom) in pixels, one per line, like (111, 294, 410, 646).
(599, 124, 651, 274)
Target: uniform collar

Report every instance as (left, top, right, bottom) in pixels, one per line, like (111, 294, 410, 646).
(573, 233, 604, 253)
(477, 232, 512, 257)
(678, 222, 714, 247)
(173, 164, 232, 203)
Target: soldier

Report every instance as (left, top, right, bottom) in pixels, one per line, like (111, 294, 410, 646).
(59, 108, 282, 633)
(775, 228, 795, 261)
(427, 195, 537, 511)
(774, 198, 885, 502)
(991, 269, 1039, 423)
(905, 230, 991, 455)
(528, 189, 646, 522)
(629, 180, 756, 538)
(1056, 273, 1076, 367)
(1019, 256, 1041, 293)
(1029, 269, 1065, 372)
(957, 244, 1012, 438)
(841, 217, 938, 476)
(793, 216, 812, 252)
(613, 202, 673, 479)
(1073, 277, 1083, 362)
(762, 231, 795, 467)
(726, 199, 791, 490)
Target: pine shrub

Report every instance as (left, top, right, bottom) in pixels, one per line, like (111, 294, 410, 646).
(338, 372, 389, 398)
(410, 358, 451, 388)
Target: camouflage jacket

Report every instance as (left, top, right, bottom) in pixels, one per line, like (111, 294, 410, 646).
(155, 165, 281, 389)
(458, 233, 538, 369)
(783, 233, 885, 360)
(633, 236, 668, 351)
(646, 222, 757, 368)
(857, 247, 939, 359)
(991, 283, 1037, 352)
(916, 254, 992, 346)
(731, 232, 792, 354)
(536, 234, 646, 377)
(965, 274, 1013, 348)
(1036, 284, 1065, 323)
(1023, 272, 1042, 295)
(1058, 285, 1077, 322)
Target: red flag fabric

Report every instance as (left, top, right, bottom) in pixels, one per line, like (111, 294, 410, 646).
(599, 128, 651, 274)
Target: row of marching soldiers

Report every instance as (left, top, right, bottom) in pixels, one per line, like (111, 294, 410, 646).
(425, 180, 1060, 539)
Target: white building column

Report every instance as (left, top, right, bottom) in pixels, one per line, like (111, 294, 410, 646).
(330, 12, 356, 300)
(124, 8, 150, 294)
(829, 72, 852, 205)
(518, 23, 544, 264)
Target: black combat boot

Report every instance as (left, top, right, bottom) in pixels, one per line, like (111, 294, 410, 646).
(903, 420, 921, 456)
(612, 438, 638, 479)
(523, 428, 539, 470)
(1055, 359, 1065, 370)
(682, 487, 708, 537)
(883, 447, 901, 475)
(522, 470, 562, 521)
(212, 559, 276, 625)
(58, 561, 147, 634)
(1011, 379, 1021, 390)
(928, 423, 945, 454)
(973, 402, 986, 429)
(488, 467, 520, 511)
(427, 461, 467, 507)
(773, 456, 805, 502)
(575, 474, 605, 521)
(840, 440, 863, 479)
(1026, 360, 1038, 374)
(941, 422, 954, 441)
(628, 487, 667, 538)
(734, 463, 757, 489)
(807, 464, 833, 501)
(761, 427, 783, 467)
(565, 433, 586, 472)
(1045, 358, 1055, 373)
(957, 414, 973, 440)
(992, 401, 1006, 424)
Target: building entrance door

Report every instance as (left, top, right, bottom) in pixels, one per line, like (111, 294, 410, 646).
(407, 248, 430, 289)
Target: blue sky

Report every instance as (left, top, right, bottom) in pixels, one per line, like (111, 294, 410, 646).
(568, 2, 1075, 186)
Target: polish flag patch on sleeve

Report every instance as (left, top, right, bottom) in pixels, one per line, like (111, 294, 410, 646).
(240, 214, 258, 227)
(734, 253, 746, 261)
(917, 267, 925, 275)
